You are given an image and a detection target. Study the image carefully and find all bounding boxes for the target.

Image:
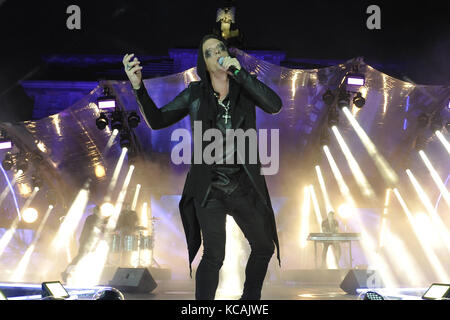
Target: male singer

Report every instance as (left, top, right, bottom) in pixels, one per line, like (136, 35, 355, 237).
(124, 34, 282, 300)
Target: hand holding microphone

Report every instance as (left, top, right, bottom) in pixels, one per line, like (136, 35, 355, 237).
(217, 56, 241, 76)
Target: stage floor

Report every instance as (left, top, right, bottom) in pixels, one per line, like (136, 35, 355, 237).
(123, 280, 358, 300)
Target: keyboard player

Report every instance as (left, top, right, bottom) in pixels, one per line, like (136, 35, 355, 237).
(321, 211, 341, 268)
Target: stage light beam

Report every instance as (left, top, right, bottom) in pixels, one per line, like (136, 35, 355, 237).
(393, 188, 449, 282)
(51, 185, 89, 250)
(342, 107, 398, 186)
(406, 169, 450, 250)
(315, 165, 333, 213)
(418, 150, 450, 208)
(11, 205, 54, 282)
(131, 184, 141, 211)
(331, 126, 375, 198)
(323, 146, 397, 287)
(435, 130, 450, 154)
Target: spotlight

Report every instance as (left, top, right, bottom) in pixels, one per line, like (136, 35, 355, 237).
(18, 183, 32, 197)
(95, 164, 106, 178)
(46, 189, 58, 206)
(417, 113, 429, 128)
(352, 92, 365, 108)
(100, 202, 114, 217)
(430, 114, 442, 132)
(2, 152, 13, 170)
(337, 88, 350, 109)
(97, 86, 116, 110)
(93, 288, 125, 300)
(111, 110, 123, 131)
(346, 73, 365, 87)
(96, 113, 109, 130)
(120, 130, 131, 149)
(320, 129, 330, 146)
(41, 281, 70, 299)
(422, 283, 450, 300)
(0, 130, 12, 150)
(0, 141, 12, 150)
(22, 207, 38, 224)
(362, 291, 384, 300)
(322, 90, 334, 105)
(35, 140, 47, 153)
(32, 174, 43, 189)
(16, 157, 29, 173)
(127, 111, 141, 128)
(327, 107, 339, 127)
(337, 203, 355, 220)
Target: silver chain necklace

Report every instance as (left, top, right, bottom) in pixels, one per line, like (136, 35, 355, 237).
(215, 93, 231, 124)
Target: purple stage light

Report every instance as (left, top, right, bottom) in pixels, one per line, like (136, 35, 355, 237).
(0, 141, 12, 150)
(346, 74, 365, 87)
(97, 98, 116, 109)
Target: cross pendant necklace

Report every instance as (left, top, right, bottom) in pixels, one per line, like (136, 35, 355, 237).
(217, 97, 231, 124)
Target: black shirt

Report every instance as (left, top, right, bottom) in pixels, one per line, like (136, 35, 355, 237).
(208, 91, 244, 197)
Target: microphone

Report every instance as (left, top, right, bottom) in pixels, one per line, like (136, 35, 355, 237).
(218, 56, 240, 76)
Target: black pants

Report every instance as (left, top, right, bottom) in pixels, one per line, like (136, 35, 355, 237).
(194, 186, 274, 300)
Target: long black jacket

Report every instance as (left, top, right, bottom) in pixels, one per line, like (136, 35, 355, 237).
(132, 49, 282, 274)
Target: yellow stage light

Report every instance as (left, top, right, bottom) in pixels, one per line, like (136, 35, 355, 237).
(337, 203, 356, 220)
(95, 164, 106, 178)
(22, 207, 38, 224)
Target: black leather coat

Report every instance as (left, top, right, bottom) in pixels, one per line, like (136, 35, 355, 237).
(133, 50, 282, 275)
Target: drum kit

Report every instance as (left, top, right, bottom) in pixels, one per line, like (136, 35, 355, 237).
(108, 217, 160, 268)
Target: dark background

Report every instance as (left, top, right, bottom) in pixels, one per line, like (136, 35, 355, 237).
(0, 0, 449, 121)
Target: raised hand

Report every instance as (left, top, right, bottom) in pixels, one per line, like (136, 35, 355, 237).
(123, 53, 143, 89)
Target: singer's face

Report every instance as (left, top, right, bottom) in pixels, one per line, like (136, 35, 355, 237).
(203, 38, 228, 73)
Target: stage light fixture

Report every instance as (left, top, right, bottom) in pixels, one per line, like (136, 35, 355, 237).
(96, 113, 109, 130)
(120, 130, 131, 149)
(322, 90, 334, 105)
(111, 110, 124, 131)
(95, 164, 106, 178)
(22, 207, 38, 224)
(320, 129, 330, 146)
(0, 141, 12, 150)
(0, 130, 12, 150)
(337, 203, 356, 220)
(45, 189, 58, 206)
(327, 107, 339, 127)
(346, 73, 365, 87)
(93, 288, 125, 300)
(2, 152, 13, 170)
(422, 283, 450, 300)
(337, 88, 350, 109)
(352, 92, 365, 108)
(31, 174, 43, 189)
(97, 86, 116, 110)
(41, 281, 70, 299)
(363, 291, 384, 300)
(100, 202, 114, 217)
(16, 156, 29, 173)
(127, 111, 141, 128)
